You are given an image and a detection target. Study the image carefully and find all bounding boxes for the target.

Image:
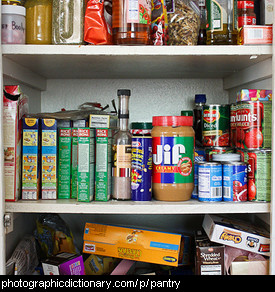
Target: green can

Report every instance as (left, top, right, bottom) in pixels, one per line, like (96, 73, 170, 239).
(202, 104, 230, 147)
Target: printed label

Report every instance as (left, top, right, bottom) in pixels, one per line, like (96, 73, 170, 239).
(113, 144, 132, 177)
(127, 0, 151, 24)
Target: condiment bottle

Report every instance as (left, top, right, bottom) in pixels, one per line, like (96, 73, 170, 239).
(193, 94, 206, 148)
(237, 1, 256, 28)
(112, 0, 151, 45)
(112, 89, 132, 200)
(197, 0, 207, 45)
(130, 122, 152, 201)
(52, 0, 84, 44)
(25, 0, 52, 44)
(151, 116, 194, 201)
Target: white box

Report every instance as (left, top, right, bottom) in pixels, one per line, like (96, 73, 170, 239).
(230, 257, 269, 275)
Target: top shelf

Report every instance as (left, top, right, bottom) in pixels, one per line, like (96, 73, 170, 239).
(2, 45, 272, 90)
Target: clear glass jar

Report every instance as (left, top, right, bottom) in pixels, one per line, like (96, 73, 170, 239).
(25, 0, 52, 44)
(52, 0, 84, 44)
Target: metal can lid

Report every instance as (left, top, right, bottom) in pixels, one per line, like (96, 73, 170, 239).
(198, 162, 221, 166)
(223, 162, 248, 166)
(2, 4, 26, 16)
(212, 153, 241, 162)
(131, 122, 153, 130)
(152, 116, 193, 127)
(117, 89, 131, 96)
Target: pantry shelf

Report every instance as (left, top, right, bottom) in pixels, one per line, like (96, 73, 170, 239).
(2, 45, 272, 90)
(5, 199, 270, 214)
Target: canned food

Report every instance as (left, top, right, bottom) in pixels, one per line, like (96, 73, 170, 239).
(230, 103, 237, 147)
(205, 146, 234, 161)
(235, 101, 272, 149)
(222, 162, 248, 202)
(240, 149, 271, 202)
(212, 153, 241, 163)
(198, 162, 222, 202)
(202, 104, 230, 147)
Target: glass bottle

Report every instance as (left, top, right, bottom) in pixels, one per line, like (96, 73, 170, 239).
(112, 0, 151, 45)
(52, 0, 84, 44)
(193, 94, 206, 147)
(112, 89, 132, 200)
(25, 0, 52, 44)
(197, 0, 207, 45)
(2, 0, 23, 5)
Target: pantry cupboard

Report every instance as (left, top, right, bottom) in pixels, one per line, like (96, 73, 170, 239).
(1, 43, 274, 274)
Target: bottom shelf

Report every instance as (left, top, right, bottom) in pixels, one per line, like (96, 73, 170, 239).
(5, 199, 270, 214)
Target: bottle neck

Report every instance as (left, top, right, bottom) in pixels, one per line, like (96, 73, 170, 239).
(119, 118, 129, 131)
(118, 94, 130, 131)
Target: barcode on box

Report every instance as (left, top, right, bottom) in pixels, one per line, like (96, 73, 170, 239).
(248, 28, 264, 40)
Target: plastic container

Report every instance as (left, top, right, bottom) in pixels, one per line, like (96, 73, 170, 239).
(1, 5, 26, 44)
(152, 116, 194, 201)
(25, 0, 52, 44)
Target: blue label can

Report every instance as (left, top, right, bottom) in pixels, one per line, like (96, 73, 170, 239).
(223, 162, 247, 202)
(192, 149, 206, 199)
(198, 162, 222, 202)
(131, 136, 152, 201)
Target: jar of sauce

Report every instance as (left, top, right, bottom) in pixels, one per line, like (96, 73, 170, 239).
(25, 0, 52, 44)
(152, 116, 194, 201)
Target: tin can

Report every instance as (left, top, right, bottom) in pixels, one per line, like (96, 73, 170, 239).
(222, 162, 248, 202)
(230, 103, 237, 147)
(202, 104, 230, 147)
(131, 122, 153, 201)
(198, 162, 222, 202)
(205, 146, 234, 161)
(235, 101, 272, 149)
(240, 149, 271, 202)
(192, 148, 206, 199)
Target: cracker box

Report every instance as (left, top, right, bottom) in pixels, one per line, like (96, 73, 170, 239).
(42, 253, 85, 275)
(94, 128, 112, 201)
(58, 128, 71, 199)
(83, 223, 182, 266)
(195, 230, 225, 275)
(41, 119, 57, 199)
(202, 215, 270, 256)
(237, 89, 272, 102)
(22, 118, 40, 200)
(77, 128, 93, 202)
(3, 85, 28, 201)
(71, 128, 78, 199)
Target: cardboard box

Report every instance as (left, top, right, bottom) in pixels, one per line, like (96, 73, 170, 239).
(22, 118, 40, 200)
(239, 25, 272, 45)
(83, 223, 182, 266)
(95, 128, 112, 201)
(202, 215, 270, 256)
(58, 128, 71, 199)
(41, 119, 57, 199)
(42, 253, 85, 275)
(229, 256, 269, 275)
(89, 114, 118, 128)
(3, 86, 28, 201)
(195, 230, 225, 275)
(237, 89, 272, 102)
(71, 128, 78, 199)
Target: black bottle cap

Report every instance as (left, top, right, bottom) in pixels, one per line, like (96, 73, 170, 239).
(117, 89, 131, 96)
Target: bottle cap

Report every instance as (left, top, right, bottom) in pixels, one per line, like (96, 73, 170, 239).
(181, 110, 193, 117)
(117, 89, 131, 96)
(195, 94, 206, 104)
(131, 122, 153, 129)
(152, 116, 193, 127)
(2, 5, 26, 16)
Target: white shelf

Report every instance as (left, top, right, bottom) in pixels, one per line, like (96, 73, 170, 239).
(2, 45, 272, 90)
(5, 199, 270, 214)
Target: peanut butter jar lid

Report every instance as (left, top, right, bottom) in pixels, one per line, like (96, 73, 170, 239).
(152, 116, 193, 127)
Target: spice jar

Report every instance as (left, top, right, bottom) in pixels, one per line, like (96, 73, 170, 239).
(237, 1, 256, 28)
(152, 116, 194, 201)
(130, 122, 153, 201)
(52, 0, 84, 44)
(25, 0, 52, 44)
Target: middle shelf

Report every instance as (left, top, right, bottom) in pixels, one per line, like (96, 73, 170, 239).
(5, 199, 270, 214)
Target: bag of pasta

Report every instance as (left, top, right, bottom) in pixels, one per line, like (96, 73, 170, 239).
(167, 0, 200, 45)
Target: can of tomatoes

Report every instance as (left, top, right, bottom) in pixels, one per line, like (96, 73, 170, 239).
(240, 149, 271, 202)
(230, 103, 237, 147)
(205, 146, 234, 161)
(202, 104, 230, 147)
(235, 101, 272, 149)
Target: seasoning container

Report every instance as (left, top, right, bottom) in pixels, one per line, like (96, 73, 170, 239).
(130, 122, 153, 201)
(237, 1, 256, 28)
(52, 0, 84, 44)
(112, 90, 132, 200)
(152, 116, 194, 201)
(25, 0, 52, 44)
(112, 0, 151, 44)
(1, 5, 26, 44)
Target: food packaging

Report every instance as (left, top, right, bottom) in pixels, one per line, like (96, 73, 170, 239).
(236, 89, 272, 102)
(239, 25, 272, 45)
(167, 0, 200, 45)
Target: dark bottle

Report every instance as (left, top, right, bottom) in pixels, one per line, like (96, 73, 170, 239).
(193, 94, 206, 147)
(198, 0, 207, 45)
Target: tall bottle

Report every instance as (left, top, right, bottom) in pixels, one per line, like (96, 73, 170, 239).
(198, 0, 207, 45)
(193, 94, 206, 147)
(112, 0, 151, 44)
(112, 89, 132, 200)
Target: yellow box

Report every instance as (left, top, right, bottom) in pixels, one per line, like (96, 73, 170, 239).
(83, 223, 182, 267)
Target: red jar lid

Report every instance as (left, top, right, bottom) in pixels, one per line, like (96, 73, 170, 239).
(152, 116, 193, 127)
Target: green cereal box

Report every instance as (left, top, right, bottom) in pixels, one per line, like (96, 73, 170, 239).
(77, 128, 93, 202)
(71, 128, 78, 199)
(22, 118, 40, 200)
(58, 128, 71, 199)
(95, 128, 112, 201)
(41, 119, 57, 200)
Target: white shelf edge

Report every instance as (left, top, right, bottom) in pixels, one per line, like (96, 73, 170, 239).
(5, 199, 270, 215)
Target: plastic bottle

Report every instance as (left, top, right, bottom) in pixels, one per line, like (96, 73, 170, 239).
(237, 0, 256, 28)
(112, 0, 151, 45)
(193, 94, 206, 147)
